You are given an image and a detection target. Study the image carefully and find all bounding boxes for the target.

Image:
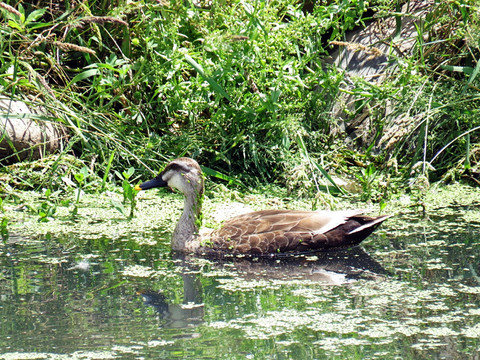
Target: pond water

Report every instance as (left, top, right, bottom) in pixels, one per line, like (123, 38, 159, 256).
(1, 186, 480, 359)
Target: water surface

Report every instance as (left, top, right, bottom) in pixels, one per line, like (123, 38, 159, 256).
(1, 187, 480, 359)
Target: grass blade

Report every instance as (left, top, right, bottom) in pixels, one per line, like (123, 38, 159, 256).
(185, 54, 233, 102)
(201, 165, 243, 187)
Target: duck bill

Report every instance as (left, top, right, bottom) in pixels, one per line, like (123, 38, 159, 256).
(135, 175, 168, 191)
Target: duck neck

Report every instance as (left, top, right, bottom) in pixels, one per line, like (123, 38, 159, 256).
(171, 187, 204, 251)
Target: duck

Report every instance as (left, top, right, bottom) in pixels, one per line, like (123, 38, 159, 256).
(135, 157, 391, 256)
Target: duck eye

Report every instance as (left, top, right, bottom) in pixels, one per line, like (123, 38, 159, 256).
(169, 163, 189, 173)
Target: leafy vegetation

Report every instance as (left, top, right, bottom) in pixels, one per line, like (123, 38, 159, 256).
(0, 0, 479, 202)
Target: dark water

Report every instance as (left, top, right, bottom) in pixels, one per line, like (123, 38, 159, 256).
(1, 212, 480, 359)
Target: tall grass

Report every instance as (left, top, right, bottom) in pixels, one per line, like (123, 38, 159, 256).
(0, 0, 479, 195)
(382, 0, 480, 183)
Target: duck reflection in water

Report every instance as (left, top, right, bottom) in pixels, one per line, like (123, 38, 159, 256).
(137, 272, 204, 329)
(136, 247, 387, 326)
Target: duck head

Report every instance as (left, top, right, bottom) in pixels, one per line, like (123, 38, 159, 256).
(135, 157, 204, 197)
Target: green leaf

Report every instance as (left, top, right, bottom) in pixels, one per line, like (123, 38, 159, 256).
(440, 65, 474, 75)
(25, 8, 46, 25)
(115, 170, 124, 180)
(18, 3, 25, 21)
(201, 166, 243, 187)
(123, 167, 135, 179)
(74, 173, 85, 184)
(68, 68, 99, 87)
(8, 20, 22, 31)
(111, 199, 126, 216)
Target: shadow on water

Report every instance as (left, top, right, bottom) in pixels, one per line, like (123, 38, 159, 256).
(137, 248, 388, 327)
(188, 246, 388, 284)
(1, 211, 480, 359)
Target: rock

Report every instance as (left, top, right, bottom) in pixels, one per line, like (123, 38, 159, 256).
(0, 97, 67, 163)
(330, 0, 432, 151)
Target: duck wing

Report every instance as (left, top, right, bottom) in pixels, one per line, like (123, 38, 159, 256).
(205, 209, 390, 255)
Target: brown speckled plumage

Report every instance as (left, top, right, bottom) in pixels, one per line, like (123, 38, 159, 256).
(136, 158, 391, 256)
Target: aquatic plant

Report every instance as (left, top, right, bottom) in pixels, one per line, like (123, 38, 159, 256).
(71, 166, 89, 216)
(112, 167, 138, 219)
(36, 188, 56, 222)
